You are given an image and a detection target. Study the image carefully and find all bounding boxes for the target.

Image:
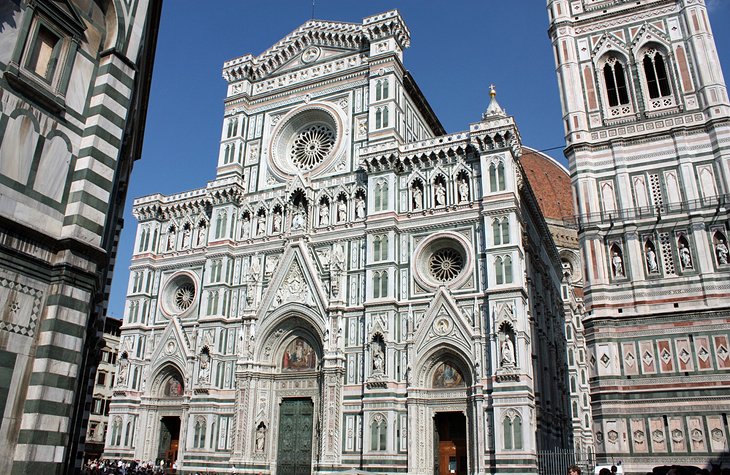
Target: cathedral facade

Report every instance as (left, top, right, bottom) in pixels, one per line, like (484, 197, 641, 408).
(104, 11, 572, 475)
(549, 0, 730, 472)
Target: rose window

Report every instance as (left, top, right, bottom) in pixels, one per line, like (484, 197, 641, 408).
(174, 283, 195, 311)
(429, 248, 464, 282)
(289, 124, 336, 170)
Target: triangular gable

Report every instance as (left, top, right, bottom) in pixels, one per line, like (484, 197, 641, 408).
(231, 19, 366, 81)
(258, 241, 329, 319)
(268, 46, 364, 77)
(631, 22, 670, 50)
(148, 316, 193, 375)
(413, 288, 475, 357)
(592, 32, 630, 61)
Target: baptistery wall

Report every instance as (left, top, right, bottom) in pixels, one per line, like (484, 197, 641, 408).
(105, 10, 570, 474)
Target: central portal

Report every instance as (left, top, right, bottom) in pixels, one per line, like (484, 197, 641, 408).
(158, 416, 180, 464)
(276, 398, 314, 475)
(434, 412, 467, 475)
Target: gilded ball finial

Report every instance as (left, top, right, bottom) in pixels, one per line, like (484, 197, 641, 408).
(489, 84, 496, 98)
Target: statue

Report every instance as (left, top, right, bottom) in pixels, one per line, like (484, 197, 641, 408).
(679, 243, 693, 269)
(337, 200, 347, 223)
(196, 225, 206, 246)
(256, 214, 266, 236)
(500, 338, 515, 367)
(272, 212, 282, 233)
(434, 182, 446, 206)
(458, 179, 469, 203)
(291, 205, 306, 230)
(645, 248, 658, 273)
(612, 252, 624, 277)
(181, 227, 191, 248)
(198, 351, 210, 384)
(332, 243, 345, 271)
(117, 355, 129, 385)
(319, 202, 329, 227)
(372, 341, 384, 374)
(241, 216, 251, 239)
(412, 186, 423, 210)
(256, 424, 266, 452)
(355, 197, 366, 219)
(716, 239, 729, 265)
(167, 229, 176, 251)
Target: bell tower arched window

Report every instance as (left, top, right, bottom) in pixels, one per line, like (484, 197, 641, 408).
(643, 49, 671, 99)
(603, 57, 630, 107)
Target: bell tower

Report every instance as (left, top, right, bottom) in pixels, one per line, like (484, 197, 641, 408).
(548, 0, 730, 471)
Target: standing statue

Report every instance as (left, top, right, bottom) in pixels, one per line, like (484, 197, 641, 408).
(256, 214, 266, 236)
(181, 227, 191, 248)
(372, 342, 384, 374)
(458, 179, 469, 203)
(241, 216, 251, 239)
(198, 351, 210, 385)
(679, 243, 693, 269)
(716, 239, 729, 265)
(272, 212, 282, 233)
(412, 186, 423, 210)
(117, 355, 129, 385)
(319, 203, 330, 227)
(355, 197, 366, 219)
(337, 200, 347, 223)
(167, 229, 176, 251)
(612, 252, 624, 277)
(434, 182, 446, 206)
(645, 248, 658, 273)
(256, 424, 266, 452)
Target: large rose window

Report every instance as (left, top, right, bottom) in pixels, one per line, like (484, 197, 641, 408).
(269, 105, 343, 177)
(289, 124, 336, 170)
(413, 232, 473, 290)
(160, 272, 198, 317)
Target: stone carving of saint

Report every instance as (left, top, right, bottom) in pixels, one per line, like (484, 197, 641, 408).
(332, 243, 345, 271)
(646, 248, 658, 273)
(337, 200, 347, 223)
(198, 352, 210, 384)
(716, 239, 729, 265)
(612, 252, 624, 277)
(434, 182, 446, 206)
(256, 424, 266, 452)
(272, 212, 282, 233)
(241, 216, 251, 239)
(501, 337, 515, 367)
(319, 203, 329, 227)
(372, 342, 384, 374)
(167, 229, 176, 251)
(412, 186, 423, 210)
(256, 215, 266, 236)
(182, 227, 191, 248)
(678, 244, 692, 268)
(458, 179, 469, 203)
(355, 197, 366, 219)
(196, 225, 206, 246)
(291, 205, 306, 230)
(117, 355, 129, 385)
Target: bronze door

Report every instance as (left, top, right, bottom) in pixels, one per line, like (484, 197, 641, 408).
(276, 398, 314, 475)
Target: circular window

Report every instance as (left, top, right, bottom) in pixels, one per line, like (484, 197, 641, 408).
(413, 232, 473, 290)
(289, 124, 336, 170)
(160, 272, 198, 317)
(269, 105, 343, 178)
(174, 283, 196, 311)
(429, 248, 464, 282)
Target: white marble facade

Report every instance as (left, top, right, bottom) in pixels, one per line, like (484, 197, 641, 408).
(105, 11, 570, 474)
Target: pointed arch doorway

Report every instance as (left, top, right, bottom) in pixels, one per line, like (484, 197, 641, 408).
(276, 398, 314, 475)
(434, 412, 467, 475)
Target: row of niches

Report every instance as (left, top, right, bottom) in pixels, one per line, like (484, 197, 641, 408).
(607, 228, 729, 281)
(407, 170, 474, 212)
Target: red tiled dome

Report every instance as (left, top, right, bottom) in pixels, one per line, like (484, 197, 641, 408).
(520, 147, 574, 220)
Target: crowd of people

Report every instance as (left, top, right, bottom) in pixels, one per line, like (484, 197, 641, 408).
(82, 459, 174, 474)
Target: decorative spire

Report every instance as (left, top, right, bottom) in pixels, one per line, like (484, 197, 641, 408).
(483, 83, 506, 119)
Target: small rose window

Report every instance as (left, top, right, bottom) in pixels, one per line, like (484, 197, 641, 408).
(289, 124, 336, 170)
(429, 248, 464, 282)
(160, 272, 198, 317)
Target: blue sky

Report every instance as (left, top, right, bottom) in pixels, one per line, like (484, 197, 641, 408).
(107, 1, 730, 318)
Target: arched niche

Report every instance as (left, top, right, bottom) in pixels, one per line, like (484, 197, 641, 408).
(151, 364, 185, 398)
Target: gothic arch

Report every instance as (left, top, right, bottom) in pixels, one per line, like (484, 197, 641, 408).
(414, 345, 474, 389)
(255, 307, 326, 365)
(149, 363, 186, 398)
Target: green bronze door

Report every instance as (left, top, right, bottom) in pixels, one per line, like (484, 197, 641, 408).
(276, 398, 314, 475)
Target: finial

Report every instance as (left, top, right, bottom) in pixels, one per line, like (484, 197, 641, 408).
(489, 84, 496, 98)
(482, 83, 506, 119)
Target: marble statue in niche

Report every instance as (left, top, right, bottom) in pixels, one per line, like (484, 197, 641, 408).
(716, 238, 729, 264)
(355, 196, 366, 219)
(319, 202, 330, 227)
